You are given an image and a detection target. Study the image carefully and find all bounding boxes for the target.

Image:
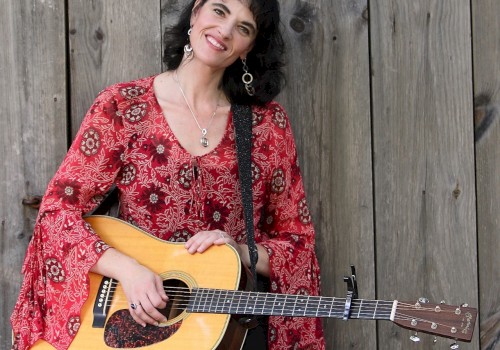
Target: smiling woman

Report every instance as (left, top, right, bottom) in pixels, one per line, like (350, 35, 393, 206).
(10, 0, 325, 349)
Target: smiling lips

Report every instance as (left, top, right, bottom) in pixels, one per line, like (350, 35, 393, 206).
(206, 35, 226, 51)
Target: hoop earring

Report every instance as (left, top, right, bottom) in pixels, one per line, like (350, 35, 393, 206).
(241, 58, 255, 96)
(184, 28, 193, 59)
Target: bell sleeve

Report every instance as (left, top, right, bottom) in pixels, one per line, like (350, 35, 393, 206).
(255, 102, 326, 350)
(10, 85, 129, 350)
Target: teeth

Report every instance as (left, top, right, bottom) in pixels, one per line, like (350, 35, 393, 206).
(207, 36, 225, 50)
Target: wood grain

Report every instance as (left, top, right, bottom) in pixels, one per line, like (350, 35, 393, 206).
(278, 0, 375, 348)
(471, 1, 500, 349)
(370, 0, 479, 348)
(0, 0, 67, 347)
(68, 0, 162, 137)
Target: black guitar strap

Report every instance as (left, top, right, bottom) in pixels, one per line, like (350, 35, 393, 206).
(232, 104, 259, 294)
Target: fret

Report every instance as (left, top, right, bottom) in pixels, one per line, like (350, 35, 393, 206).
(291, 294, 298, 315)
(304, 295, 310, 317)
(222, 291, 231, 313)
(261, 292, 268, 315)
(214, 289, 223, 313)
(317, 296, 328, 317)
(201, 288, 210, 313)
(328, 296, 335, 317)
(208, 289, 216, 313)
(314, 296, 321, 317)
(356, 299, 363, 319)
(235, 290, 243, 314)
(372, 300, 379, 319)
(269, 293, 277, 315)
(245, 291, 256, 314)
(278, 294, 286, 315)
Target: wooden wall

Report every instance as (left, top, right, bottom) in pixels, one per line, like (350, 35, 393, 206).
(1, 0, 499, 349)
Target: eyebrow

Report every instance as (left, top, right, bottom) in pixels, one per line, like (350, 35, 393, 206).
(213, 2, 257, 34)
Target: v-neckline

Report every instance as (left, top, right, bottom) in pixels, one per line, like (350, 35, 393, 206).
(149, 74, 233, 159)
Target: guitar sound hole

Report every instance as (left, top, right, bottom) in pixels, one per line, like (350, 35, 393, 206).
(159, 279, 190, 321)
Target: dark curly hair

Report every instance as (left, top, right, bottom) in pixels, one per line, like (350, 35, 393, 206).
(163, 0, 286, 106)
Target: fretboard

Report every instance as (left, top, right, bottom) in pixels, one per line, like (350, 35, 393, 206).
(188, 288, 395, 320)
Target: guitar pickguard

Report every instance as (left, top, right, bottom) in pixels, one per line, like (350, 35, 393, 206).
(104, 310, 182, 348)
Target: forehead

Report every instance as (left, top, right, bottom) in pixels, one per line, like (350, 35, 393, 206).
(209, 0, 253, 15)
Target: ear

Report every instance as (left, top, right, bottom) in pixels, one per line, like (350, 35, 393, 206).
(240, 45, 255, 60)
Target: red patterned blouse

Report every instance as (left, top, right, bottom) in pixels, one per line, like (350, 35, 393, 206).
(10, 76, 325, 350)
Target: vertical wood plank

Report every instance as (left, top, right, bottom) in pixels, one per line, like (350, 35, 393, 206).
(278, 1, 375, 348)
(68, 0, 162, 137)
(370, 1, 479, 348)
(471, 1, 500, 348)
(0, 0, 67, 348)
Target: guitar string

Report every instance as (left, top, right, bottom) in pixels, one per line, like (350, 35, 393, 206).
(102, 290, 465, 332)
(104, 285, 465, 327)
(105, 285, 462, 315)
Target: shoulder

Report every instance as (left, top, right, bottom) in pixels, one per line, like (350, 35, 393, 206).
(88, 75, 159, 124)
(251, 101, 291, 132)
(95, 75, 156, 104)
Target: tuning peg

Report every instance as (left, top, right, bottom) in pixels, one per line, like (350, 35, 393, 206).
(450, 343, 459, 349)
(409, 332, 421, 342)
(433, 336, 438, 344)
(418, 297, 429, 304)
(440, 300, 446, 304)
(461, 303, 469, 307)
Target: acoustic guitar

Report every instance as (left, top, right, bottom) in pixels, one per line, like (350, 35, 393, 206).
(30, 216, 477, 349)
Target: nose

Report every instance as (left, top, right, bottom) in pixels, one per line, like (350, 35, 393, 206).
(218, 22, 233, 39)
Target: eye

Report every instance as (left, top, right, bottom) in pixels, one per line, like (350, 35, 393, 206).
(238, 26, 250, 36)
(213, 8, 224, 16)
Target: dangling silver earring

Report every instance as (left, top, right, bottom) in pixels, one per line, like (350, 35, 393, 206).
(184, 28, 193, 59)
(241, 58, 255, 96)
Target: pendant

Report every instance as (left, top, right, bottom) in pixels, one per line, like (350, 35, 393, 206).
(200, 129, 209, 147)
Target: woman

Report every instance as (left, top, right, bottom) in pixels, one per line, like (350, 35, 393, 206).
(11, 0, 326, 349)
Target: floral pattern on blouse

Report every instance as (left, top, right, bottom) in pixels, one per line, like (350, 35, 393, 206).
(11, 75, 325, 350)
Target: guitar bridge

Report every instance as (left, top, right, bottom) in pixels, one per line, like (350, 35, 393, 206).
(92, 277, 117, 328)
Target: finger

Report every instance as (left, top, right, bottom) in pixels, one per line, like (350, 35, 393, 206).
(129, 303, 146, 327)
(133, 299, 163, 326)
(155, 275, 169, 301)
(141, 296, 168, 324)
(213, 230, 228, 245)
(185, 232, 211, 253)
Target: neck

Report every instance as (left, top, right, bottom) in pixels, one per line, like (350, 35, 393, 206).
(175, 59, 228, 110)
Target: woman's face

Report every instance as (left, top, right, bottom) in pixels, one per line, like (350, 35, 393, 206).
(189, 0, 257, 70)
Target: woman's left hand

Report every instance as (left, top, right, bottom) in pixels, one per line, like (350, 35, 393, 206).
(185, 229, 242, 256)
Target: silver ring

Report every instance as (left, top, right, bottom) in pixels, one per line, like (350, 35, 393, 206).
(130, 302, 140, 310)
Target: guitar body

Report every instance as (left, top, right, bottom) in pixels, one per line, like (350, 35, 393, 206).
(31, 216, 247, 350)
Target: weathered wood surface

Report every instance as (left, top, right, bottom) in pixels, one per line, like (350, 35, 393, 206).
(278, 1, 375, 348)
(2, 0, 499, 349)
(370, 0, 479, 348)
(0, 0, 67, 346)
(68, 0, 162, 137)
(472, 1, 500, 349)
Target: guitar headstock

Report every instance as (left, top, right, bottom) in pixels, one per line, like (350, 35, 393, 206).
(392, 299, 477, 342)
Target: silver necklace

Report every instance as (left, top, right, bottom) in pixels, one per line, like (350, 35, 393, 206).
(174, 70, 219, 148)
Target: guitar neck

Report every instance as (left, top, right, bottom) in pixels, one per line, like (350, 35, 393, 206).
(189, 288, 395, 320)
